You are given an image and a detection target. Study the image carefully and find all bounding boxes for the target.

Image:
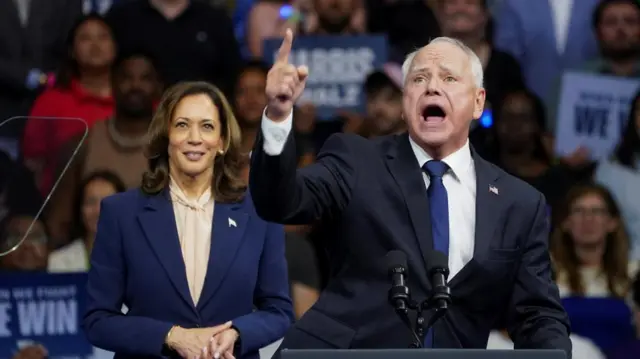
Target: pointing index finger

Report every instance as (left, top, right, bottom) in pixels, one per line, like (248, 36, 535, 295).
(276, 29, 294, 64)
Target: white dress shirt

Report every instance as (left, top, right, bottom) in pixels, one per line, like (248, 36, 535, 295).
(261, 110, 477, 279)
(548, 0, 574, 54)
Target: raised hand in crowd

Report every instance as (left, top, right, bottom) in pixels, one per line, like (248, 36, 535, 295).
(165, 322, 231, 358)
(265, 29, 309, 122)
(11, 345, 47, 359)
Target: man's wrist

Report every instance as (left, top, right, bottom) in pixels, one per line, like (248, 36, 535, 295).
(165, 325, 180, 348)
(265, 106, 290, 123)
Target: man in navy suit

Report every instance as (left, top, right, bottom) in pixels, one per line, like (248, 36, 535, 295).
(250, 30, 571, 356)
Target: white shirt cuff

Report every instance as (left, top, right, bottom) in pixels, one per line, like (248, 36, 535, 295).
(261, 108, 293, 156)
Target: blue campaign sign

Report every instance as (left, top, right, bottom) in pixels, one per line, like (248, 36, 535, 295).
(263, 35, 388, 120)
(0, 272, 91, 359)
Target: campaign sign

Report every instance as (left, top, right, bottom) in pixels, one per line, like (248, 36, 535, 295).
(263, 35, 388, 119)
(0, 272, 91, 359)
(555, 72, 640, 160)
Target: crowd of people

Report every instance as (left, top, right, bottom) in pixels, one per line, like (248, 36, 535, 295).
(1, 0, 640, 358)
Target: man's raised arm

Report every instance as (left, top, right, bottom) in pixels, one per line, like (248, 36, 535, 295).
(250, 29, 357, 225)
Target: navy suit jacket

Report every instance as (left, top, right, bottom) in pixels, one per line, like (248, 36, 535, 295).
(250, 132, 571, 356)
(82, 188, 293, 359)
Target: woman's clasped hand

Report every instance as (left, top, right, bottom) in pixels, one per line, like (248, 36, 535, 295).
(166, 321, 240, 359)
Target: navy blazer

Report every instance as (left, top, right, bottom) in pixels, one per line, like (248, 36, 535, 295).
(83, 188, 293, 359)
(250, 132, 571, 357)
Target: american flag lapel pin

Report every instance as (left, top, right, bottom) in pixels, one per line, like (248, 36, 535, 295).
(489, 185, 499, 195)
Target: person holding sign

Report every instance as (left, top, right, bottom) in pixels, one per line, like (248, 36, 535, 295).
(250, 30, 571, 355)
(83, 81, 293, 359)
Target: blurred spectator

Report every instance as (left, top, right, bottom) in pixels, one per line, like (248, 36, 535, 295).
(48, 171, 125, 272)
(437, 0, 524, 110)
(608, 272, 640, 358)
(301, 0, 366, 35)
(22, 14, 116, 195)
(0, 150, 43, 235)
(366, 0, 440, 63)
(83, 0, 123, 14)
(548, 0, 640, 133)
(0, 0, 82, 150)
(106, 0, 241, 93)
(493, 0, 600, 105)
(46, 51, 161, 246)
(343, 63, 405, 138)
(0, 212, 48, 272)
(285, 232, 320, 319)
(551, 184, 635, 298)
(595, 90, 640, 261)
(475, 89, 583, 211)
(232, 60, 269, 154)
(487, 328, 604, 359)
(551, 183, 637, 351)
(246, 0, 313, 58)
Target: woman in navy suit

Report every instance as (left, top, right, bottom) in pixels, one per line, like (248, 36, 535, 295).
(83, 81, 293, 359)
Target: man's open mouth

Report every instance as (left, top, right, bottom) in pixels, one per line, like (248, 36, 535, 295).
(421, 105, 447, 122)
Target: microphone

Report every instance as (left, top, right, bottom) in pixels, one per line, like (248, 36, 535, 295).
(386, 250, 410, 314)
(425, 250, 451, 310)
(386, 250, 422, 348)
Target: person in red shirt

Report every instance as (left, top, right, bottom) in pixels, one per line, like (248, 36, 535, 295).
(22, 14, 116, 196)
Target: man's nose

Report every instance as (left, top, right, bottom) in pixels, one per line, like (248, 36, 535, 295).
(425, 78, 442, 95)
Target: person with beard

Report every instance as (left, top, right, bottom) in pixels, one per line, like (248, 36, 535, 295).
(45, 51, 163, 246)
(302, 0, 366, 35)
(548, 0, 640, 133)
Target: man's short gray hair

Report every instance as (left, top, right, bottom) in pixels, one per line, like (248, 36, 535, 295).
(401, 37, 484, 89)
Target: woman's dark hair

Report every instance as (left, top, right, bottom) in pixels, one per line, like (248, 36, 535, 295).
(142, 81, 247, 203)
(232, 60, 269, 95)
(490, 89, 551, 164)
(71, 170, 126, 239)
(550, 183, 630, 298)
(55, 13, 115, 89)
(613, 89, 640, 169)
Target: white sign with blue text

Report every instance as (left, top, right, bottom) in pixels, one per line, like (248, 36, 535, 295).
(0, 272, 91, 359)
(263, 35, 388, 120)
(555, 72, 640, 160)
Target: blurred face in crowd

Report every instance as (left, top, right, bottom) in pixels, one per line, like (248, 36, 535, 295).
(168, 94, 224, 180)
(366, 86, 403, 136)
(403, 41, 485, 156)
(73, 19, 116, 70)
(496, 93, 539, 152)
(313, 0, 353, 33)
(113, 56, 161, 118)
(564, 193, 618, 248)
(234, 68, 267, 128)
(439, 0, 488, 37)
(82, 178, 119, 240)
(597, 1, 640, 59)
(0, 216, 48, 271)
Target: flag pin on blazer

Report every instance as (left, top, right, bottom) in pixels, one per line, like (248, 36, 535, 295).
(489, 185, 499, 195)
(228, 217, 237, 228)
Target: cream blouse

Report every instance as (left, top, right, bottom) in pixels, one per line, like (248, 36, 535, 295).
(169, 178, 214, 306)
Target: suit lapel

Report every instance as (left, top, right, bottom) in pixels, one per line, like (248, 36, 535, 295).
(197, 202, 248, 310)
(137, 191, 195, 310)
(385, 134, 433, 288)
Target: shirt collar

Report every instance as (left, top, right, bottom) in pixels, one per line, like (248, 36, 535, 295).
(408, 136, 473, 182)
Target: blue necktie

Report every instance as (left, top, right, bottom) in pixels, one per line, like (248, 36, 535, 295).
(422, 160, 450, 348)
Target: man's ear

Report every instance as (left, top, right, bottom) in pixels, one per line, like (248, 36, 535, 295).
(472, 88, 486, 120)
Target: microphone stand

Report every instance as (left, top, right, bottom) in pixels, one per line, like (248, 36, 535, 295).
(414, 281, 452, 348)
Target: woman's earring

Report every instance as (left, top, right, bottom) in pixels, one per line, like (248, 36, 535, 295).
(218, 150, 224, 155)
